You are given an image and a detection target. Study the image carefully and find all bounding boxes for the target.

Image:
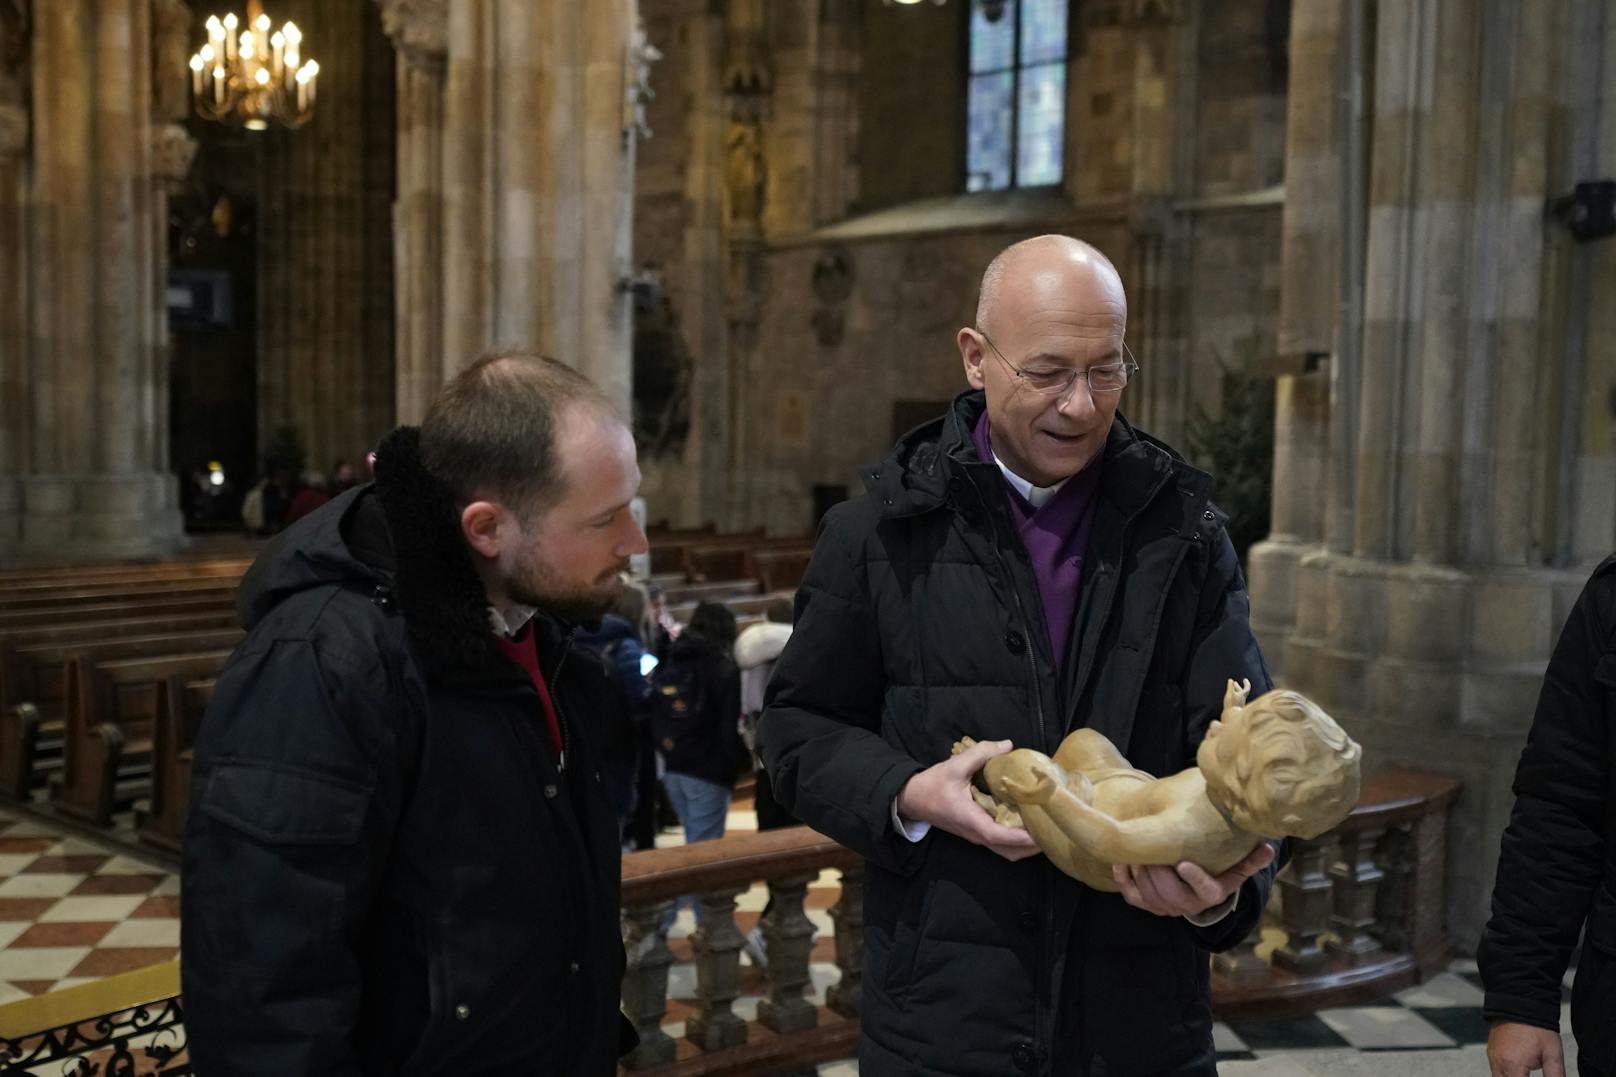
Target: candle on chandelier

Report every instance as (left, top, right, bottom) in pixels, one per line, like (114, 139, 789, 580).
(271, 32, 285, 82)
(213, 66, 225, 105)
(190, 54, 204, 98)
(223, 13, 238, 62)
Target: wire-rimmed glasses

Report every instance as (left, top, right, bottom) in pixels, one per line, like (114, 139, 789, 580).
(975, 328, 1140, 396)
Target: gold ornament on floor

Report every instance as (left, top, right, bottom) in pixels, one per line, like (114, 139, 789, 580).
(187, 0, 319, 131)
(959, 679, 1362, 890)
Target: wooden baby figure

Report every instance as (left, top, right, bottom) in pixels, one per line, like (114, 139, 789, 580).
(956, 679, 1361, 891)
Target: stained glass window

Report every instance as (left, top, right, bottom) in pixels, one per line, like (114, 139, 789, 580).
(966, 0, 1068, 192)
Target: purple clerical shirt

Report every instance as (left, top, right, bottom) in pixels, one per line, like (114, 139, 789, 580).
(972, 413, 1102, 669)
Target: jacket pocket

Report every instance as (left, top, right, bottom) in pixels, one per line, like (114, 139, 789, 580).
(198, 760, 370, 845)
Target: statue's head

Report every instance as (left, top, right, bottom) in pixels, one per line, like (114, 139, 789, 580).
(1197, 681, 1360, 839)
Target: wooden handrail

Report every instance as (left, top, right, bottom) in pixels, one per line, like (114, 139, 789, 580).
(623, 826, 860, 905)
(0, 959, 178, 1038)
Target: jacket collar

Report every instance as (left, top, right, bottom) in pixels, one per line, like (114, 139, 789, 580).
(865, 389, 1207, 527)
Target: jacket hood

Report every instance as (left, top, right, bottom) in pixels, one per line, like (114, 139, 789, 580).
(864, 389, 1212, 529)
(734, 621, 792, 670)
(236, 485, 385, 631)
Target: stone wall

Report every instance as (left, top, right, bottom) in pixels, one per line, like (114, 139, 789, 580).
(633, 0, 1289, 531)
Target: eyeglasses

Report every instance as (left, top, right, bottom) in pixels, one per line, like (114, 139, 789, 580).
(975, 328, 1140, 396)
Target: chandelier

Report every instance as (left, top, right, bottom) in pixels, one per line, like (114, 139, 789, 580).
(187, 0, 319, 131)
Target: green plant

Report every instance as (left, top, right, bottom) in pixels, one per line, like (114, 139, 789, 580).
(1184, 362, 1275, 567)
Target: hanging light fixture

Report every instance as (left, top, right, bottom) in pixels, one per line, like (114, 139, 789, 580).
(188, 0, 319, 131)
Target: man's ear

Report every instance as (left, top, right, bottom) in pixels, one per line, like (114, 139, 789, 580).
(958, 327, 987, 390)
(460, 500, 505, 560)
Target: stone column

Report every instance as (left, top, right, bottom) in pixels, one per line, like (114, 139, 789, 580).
(17, 0, 185, 560)
(1116, 0, 1197, 450)
(1245, 1, 1343, 672)
(1259, 0, 1614, 950)
(0, 96, 26, 553)
(378, 0, 446, 425)
(441, 0, 638, 415)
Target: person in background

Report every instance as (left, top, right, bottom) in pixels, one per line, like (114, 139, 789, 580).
(652, 599, 745, 926)
(284, 471, 330, 526)
(330, 458, 359, 495)
(575, 578, 654, 845)
(736, 597, 796, 833)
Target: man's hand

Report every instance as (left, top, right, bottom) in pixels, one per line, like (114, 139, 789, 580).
(1487, 1021, 1565, 1077)
(1112, 841, 1274, 917)
(896, 740, 1041, 861)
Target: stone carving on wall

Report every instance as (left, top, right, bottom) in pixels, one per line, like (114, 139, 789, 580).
(962, 679, 1361, 891)
(151, 123, 197, 189)
(375, 0, 446, 67)
(725, 116, 765, 229)
(152, 0, 192, 122)
(809, 248, 853, 349)
(623, 15, 661, 146)
(0, 0, 26, 106)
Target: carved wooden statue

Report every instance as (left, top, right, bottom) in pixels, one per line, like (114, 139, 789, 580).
(959, 680, 1361, 891)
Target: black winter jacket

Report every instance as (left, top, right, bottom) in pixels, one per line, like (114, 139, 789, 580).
(1480, 555, 1616, 1073)
(656, 633, 746, 788)
(181, 427, 632, 1076)
(759, 392, 1281, 1077)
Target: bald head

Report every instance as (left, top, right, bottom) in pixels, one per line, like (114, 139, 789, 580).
(974, 235, 1125, 338)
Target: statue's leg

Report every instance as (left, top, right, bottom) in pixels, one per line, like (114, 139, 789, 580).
(1051, 728, 1130, 776)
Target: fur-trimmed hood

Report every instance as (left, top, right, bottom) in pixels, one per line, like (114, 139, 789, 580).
(235, 425, 556, 683)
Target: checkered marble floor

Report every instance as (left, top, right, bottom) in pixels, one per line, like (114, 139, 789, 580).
(0, 797, 1584, 1077)
(0, 808, 178, 1002)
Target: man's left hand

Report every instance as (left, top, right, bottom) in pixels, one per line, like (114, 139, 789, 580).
(1112, 842, 1275, 918)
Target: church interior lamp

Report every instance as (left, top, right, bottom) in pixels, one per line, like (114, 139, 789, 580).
(188, 0, 318, 131)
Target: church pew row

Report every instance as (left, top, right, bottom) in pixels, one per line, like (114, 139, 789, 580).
(649, 533, 803, 578)
(0, 593, 238, 634)
(0, 580, 238, 615)
(136, 676, 215, 855)
(0, 621, 243, 799)
(0, 559, 251, 592)
(52, 648, 237, 828)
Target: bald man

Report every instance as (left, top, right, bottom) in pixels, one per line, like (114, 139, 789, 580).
(760, 236, 1280, 1077)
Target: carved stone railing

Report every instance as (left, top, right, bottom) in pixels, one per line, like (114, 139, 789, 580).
(620, 827, 862, 1077)
(0, 959, 188, 1075)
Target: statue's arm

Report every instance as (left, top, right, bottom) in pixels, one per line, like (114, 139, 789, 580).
(1038, 784, 1186, 865)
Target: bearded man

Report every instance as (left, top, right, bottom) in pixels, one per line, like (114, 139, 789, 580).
(183, 353, 648, 1075)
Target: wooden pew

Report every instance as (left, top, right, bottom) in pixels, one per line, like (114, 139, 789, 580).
(0, 593, 238, 634)
(0, 560, 250, 592)
(1, 627, 243, 800)
(751, 547, 813, 593)
(137, 676, 215, 854)
(52, 648, 236, 827)
(660, 578, 761, 607)
(0, 580, 237, 613)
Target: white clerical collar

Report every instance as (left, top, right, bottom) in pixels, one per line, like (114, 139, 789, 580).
(488, 604, 538, 638)
(992, 452, 1069, 509)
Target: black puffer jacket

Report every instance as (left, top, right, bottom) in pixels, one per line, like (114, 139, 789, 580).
(760, 391, 1280, 1077)
(182, 427, 632, 1076)
(656, 633, 746, 788)
(1480, 555, 1616, 1073)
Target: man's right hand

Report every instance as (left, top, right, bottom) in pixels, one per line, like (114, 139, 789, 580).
(1487, 1021, 1565, 1077)
(895, 739, 1041, 861)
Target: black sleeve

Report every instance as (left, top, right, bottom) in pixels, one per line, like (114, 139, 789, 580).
(1479, 561, 1615, 1030)
(759, 506, 928, 876)
(181, 627, 414, 1076)
(1179, 529, 1287, 952)
(718, 659, 748, 773)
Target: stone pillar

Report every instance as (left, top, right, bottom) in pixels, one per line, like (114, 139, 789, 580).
(379, 0, 446, 425)
(1114, 0, 1197, 450)
(1245, 1, 1343, 673)
(0, 100, 26, 553)
(1257, 0, 1615, 950)
(441, 0, 638, 415)
(16, 0, 186, 560)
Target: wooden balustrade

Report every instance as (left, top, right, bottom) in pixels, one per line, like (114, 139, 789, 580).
(619, 827, 861, 1077)
(623, 770, 1461, 1072)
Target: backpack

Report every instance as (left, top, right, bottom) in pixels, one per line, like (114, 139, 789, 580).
(647, 657, 706, 757)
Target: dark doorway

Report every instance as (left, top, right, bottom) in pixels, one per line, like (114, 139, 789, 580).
(168, 126, 261, 530)
(891, 400, 951, 442)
